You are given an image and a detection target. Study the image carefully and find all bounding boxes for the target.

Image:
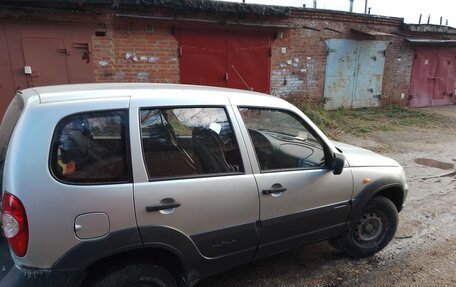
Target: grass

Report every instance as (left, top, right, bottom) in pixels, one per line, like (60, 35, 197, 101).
(289, 98, 442, 138)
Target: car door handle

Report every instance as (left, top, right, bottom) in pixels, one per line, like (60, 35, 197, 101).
(262, 184, 287, 195)
(146, 202, 181, 212)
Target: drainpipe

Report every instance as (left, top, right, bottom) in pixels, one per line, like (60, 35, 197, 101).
(349, 0, 354, 12)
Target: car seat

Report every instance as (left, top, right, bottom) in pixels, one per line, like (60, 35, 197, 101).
(192, 127, 235, 174)
(144, 123, 196, 177)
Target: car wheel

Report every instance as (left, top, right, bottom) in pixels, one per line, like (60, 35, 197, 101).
(331, 196, 398, 258)
(90, 264, 177, 287)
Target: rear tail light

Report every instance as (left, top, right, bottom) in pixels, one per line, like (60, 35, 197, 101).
(1, 192, 28, 257)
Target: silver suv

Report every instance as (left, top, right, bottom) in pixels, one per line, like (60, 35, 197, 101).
(0, 84, 407, 287)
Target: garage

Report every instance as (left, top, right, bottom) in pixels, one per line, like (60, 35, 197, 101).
(408, 43, 456, 108)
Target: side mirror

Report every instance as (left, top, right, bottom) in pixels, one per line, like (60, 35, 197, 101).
(332, 153, 345, 175)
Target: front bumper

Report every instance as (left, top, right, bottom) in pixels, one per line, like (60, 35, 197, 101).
(0, 264, 81, 287)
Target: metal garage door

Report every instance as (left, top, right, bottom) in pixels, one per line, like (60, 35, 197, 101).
(324, 39, 388, 110)
(178, 29, 272, 93)
(0, 26, 14, 118)
(0, 23, 94, 120)
(409, 47, 456, 108)
(22, 37, 71, 86)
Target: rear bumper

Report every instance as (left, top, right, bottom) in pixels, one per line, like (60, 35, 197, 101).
(0, 264, 81, 287)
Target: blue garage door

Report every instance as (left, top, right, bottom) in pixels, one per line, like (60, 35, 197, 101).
(324, 39, 389, 110)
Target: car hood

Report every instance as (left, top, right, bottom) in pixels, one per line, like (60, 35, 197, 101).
(331, 141, 400, 167)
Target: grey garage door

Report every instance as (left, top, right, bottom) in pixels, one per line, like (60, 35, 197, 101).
(324, 39, 389, 110)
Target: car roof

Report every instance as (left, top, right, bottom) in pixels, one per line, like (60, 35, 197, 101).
(23, 83, 276, 105)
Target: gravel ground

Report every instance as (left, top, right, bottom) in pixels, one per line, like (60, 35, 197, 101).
(200, 106, 456, 287)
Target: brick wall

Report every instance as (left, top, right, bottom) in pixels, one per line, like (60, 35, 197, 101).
(381, 37, 414, 106)
(270, 24, 328, 100)
(92, 17, 179, 84)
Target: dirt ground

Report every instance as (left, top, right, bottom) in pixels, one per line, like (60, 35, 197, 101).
(200, 105, 456, 287)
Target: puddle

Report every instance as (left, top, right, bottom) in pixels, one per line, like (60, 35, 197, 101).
(414, 158, 454, 170)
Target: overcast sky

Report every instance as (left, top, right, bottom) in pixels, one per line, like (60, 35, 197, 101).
(217, 0, 454, 26)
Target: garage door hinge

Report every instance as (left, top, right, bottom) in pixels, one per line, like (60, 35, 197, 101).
(327, 48, 336, 55)
(323, 97, 333, 103)
(373, 94, 381, 99)
(378, 49, 386, 57)
(72, 43, 92, 53)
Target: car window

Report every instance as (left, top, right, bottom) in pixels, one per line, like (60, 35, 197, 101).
(239, 107, 327, 171)
(0, 95, 24, 191)
(50, 110, 130, 184)
(140, 107, 243, 180)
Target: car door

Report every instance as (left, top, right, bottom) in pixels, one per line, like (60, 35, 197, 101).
(235, 106, 353, 258)
(130, 92, 260, 265)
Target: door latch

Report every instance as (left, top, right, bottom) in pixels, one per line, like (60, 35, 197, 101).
(56, 48, 72, 56)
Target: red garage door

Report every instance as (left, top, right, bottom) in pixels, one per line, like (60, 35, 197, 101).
(0, 26, 15, 118)
(409, 47, 456, 108)
(178, 29, 272, 94)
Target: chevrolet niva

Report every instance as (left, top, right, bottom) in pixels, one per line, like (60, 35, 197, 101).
(0, 84, 407, 287)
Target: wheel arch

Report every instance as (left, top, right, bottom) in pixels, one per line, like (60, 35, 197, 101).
(82, 245, 189, 286)
(374, 185, 404, 212)
(52, 227, 206, 286)
(349, 181, 405, 224)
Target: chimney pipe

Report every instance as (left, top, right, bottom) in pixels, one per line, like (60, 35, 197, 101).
(427, 14, 431, 24)
(313, 0, 317, 8)
(364, 0, 368, 14)
(446, 19, 448, 26)
(368, 7, 371, 14)
(418, 14, 422, 24)
(440, 16, 442, 25)
(349, 0, 354, 12)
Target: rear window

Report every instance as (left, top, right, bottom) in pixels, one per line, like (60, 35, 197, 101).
(0, 95, 24, 163)
(50, 110, 131, 184)
(0, 95, 24, 191)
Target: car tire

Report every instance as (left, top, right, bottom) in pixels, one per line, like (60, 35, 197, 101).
(90, 264, 177, 287)
(330, 196, 398, 258)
